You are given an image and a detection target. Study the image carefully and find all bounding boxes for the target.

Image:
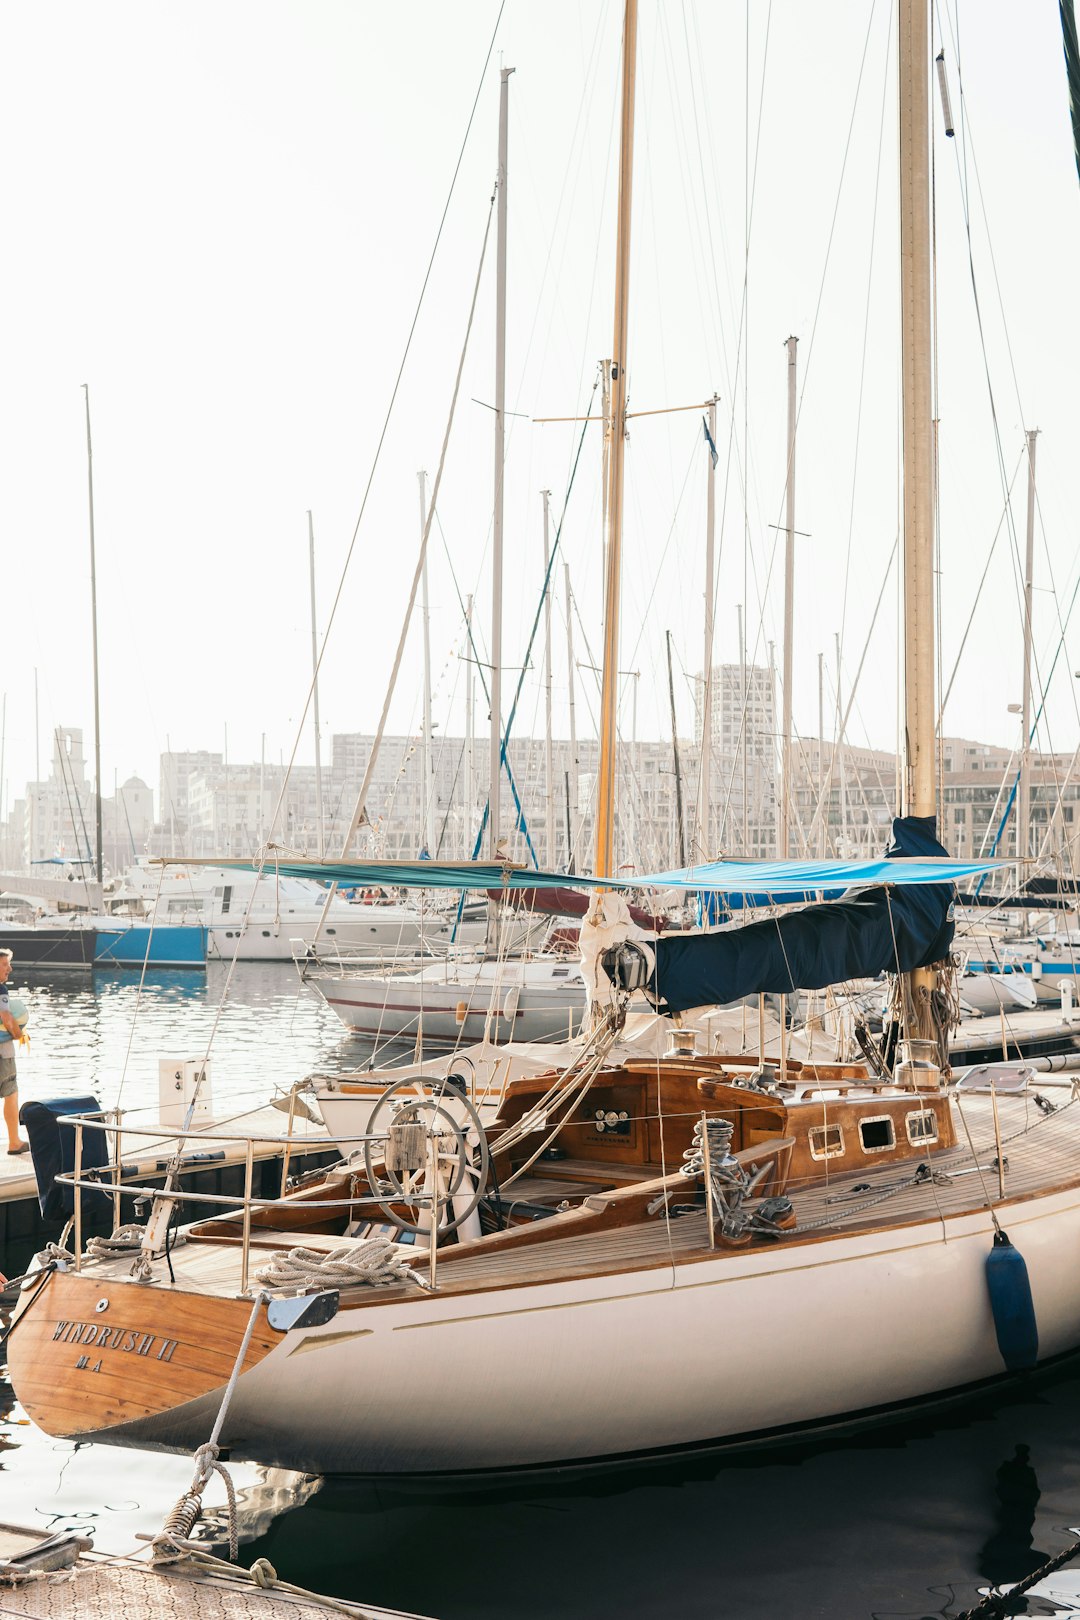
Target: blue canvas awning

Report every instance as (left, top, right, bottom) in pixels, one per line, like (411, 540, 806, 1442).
(173, 848, 1003, 896)
(630, 854, 998, 895)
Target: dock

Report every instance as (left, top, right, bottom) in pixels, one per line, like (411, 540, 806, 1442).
(0, 1527, 432, 1619)
(0, 1099, 339, 1276)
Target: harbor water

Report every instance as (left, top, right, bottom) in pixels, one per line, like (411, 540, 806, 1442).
(2, 964, 1080, 1617)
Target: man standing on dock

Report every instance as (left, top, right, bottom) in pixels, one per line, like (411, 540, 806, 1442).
(0, 950, 27, 1155)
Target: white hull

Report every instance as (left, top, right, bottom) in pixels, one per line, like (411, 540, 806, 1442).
(312, 960, 585, 1049)
(205, 909, 449, 963)
(107, 1185, 1080, 1475)
(958, 971, 1038, 1014)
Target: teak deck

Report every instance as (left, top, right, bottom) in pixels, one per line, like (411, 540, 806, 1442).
(32, 1088, 1080, 1307)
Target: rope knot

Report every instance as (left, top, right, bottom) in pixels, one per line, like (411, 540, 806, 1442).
(191, 1442, 220, 1490)
(251, 1558, 278, 1589)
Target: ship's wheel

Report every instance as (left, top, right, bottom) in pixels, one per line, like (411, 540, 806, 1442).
(361, 1075, 491, 1237)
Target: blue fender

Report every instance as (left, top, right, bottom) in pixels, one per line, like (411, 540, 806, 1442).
(985, 1229, 1039, 1371)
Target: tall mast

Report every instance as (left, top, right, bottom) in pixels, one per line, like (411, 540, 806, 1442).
(899, 0, 935, 823)
(564, 562, 579, 867)
(82, 385, 104, 885)
(696, 394, 718, 859)
(1019, 429, 1038, 864)
(666, 630, 686, 867)
(780, 337, 798, 858)
(541, 489, 556, 866)
(836, 633, 847, 854)
(464, 593, 475, 859)
(307, 511, 325, 857)
(31, 668, 39, 864)
(738, 604, 748, 854)
(595, 0, 638, 878)
(490, 64, 514, 858)
(817, 650, 826, 856)
(899, 0, 937, 1027)
(418, 470, 434, 858)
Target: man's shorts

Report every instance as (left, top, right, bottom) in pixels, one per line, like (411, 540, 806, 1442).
(0, 1048, 17, 1098)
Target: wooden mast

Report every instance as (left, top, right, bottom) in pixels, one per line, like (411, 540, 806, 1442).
(1018, 428, 1038, 864)
(595, 0, 638, 879)
(82, 384, 104, 886)
(779, 337, 798, 859)
(696, 395, 718, 860)
(898, 0, 937, 1037)
(490, 64, 514, 858)
(307, 510, 325, 857)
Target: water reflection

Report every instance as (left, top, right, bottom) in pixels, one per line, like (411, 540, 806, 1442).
(0, 1387, 321, 1553)
(8, 962, 373, 1118)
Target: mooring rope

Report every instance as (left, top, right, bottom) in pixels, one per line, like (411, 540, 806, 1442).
(152, 1291, 268, 1563)
(953, 1529, 1080, 1617)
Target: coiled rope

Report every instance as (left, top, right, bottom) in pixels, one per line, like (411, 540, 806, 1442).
(254, 1237, 418, 1290)
(33, 1224, 180, 1273)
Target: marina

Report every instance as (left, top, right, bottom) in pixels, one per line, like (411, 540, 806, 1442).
(2, 965, 1080, 1618)
(4, 0, 1080, 1615)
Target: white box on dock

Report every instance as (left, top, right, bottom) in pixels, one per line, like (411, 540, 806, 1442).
(158, 1058, 213, 1128)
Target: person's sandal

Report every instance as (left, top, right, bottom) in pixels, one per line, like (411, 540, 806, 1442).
(6, 1142, 28, 1155)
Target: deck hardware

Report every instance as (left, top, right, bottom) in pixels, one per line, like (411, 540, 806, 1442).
(94, 1299, 109, 1313)
(594, 1109, 630, 1135)
(267, 1291, 341, 1334)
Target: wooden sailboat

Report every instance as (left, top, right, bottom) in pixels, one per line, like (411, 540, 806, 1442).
(9, 0, 1078, 1478)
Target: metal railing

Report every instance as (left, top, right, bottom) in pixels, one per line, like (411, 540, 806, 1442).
(51, 1112, 410, 1293)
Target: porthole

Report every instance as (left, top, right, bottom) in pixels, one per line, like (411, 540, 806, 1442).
(808, 1123, 844, 1161)
(906, 1109, 938, 1145)
(859, 1116, 896, 1154)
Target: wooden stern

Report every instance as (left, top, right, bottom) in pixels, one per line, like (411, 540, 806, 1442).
(7, 1271, 276, 1440)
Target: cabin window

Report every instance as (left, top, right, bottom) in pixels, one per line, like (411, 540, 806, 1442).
(221, 886, 232, 914)
(859, 1116, 896, 1154)
(808, 1123, 844, 1161)
(906, 1110, 938, 1145)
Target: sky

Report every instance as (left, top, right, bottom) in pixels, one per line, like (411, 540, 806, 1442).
(1, 0, 1078, 819)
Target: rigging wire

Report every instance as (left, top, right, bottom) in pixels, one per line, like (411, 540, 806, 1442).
(261, 1, 508, 853)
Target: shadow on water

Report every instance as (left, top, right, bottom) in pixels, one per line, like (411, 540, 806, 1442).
(221, 1356, 1080, 1620)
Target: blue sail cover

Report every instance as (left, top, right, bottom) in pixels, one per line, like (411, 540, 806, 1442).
(191, 838, 1001, 897)
(648, 817, 956, 1016)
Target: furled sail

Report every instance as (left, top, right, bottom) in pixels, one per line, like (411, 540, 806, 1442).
(642, 816, 955, 1016)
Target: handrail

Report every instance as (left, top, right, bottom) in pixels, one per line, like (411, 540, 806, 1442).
(51, 1113, 387, 1149)
(52, 1170, 431, 1214)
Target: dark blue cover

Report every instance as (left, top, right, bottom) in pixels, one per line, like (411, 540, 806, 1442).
(20, 1095, 112, 1221)
(651, 816, 955, 1015)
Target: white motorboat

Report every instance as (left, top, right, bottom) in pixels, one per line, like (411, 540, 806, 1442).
(113, 863, 453, 963)
(958, 969, 1039, 1015)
